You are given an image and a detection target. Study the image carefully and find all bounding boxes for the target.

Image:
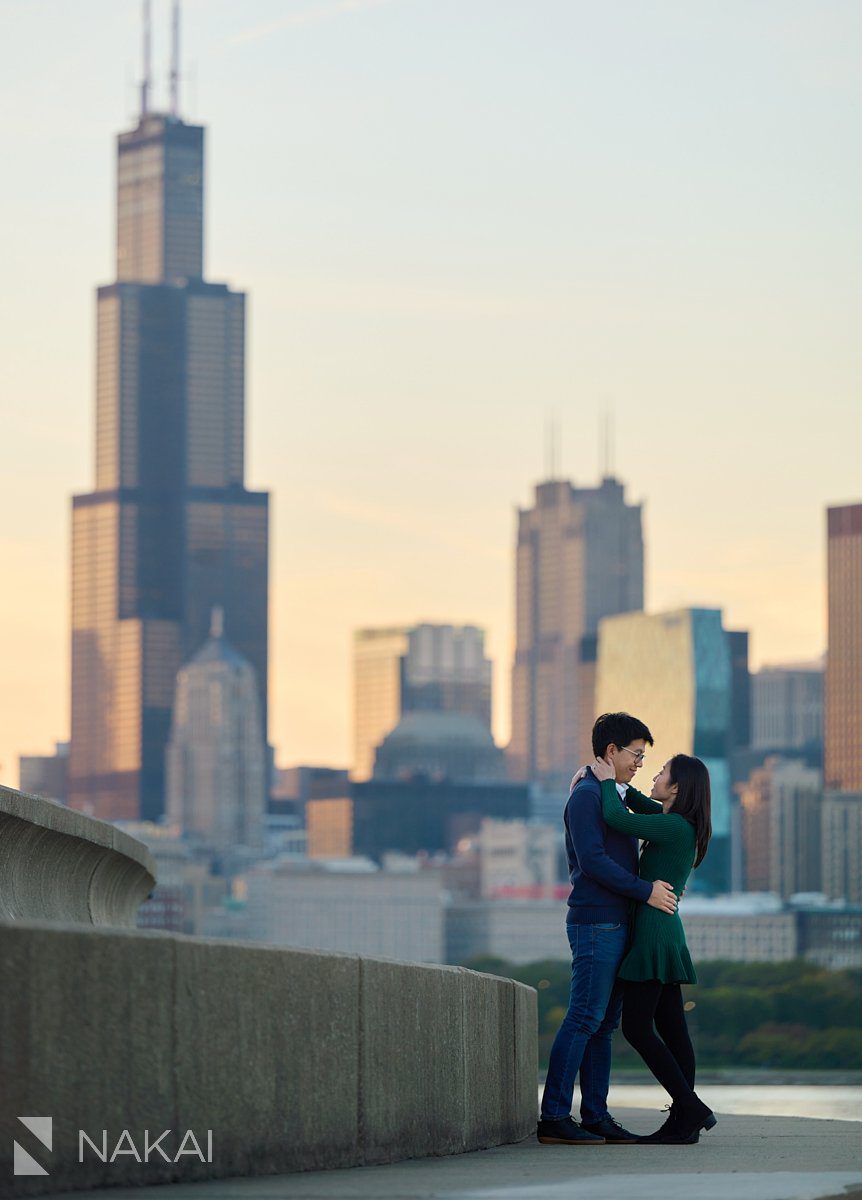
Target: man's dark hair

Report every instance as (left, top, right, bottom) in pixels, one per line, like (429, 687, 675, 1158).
(591, 712, 654, 758)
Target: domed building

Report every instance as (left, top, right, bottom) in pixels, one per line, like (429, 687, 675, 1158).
(372, 711, 506, 783)
(166, 608, 266, 853)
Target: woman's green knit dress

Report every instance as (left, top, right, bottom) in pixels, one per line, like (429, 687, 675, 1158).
(600, 778, 698, 985)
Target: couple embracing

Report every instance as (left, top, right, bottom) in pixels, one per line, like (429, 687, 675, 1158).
(537, 711, 715, 1147)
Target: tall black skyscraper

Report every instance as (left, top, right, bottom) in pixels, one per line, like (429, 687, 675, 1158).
(69, 14, 269, 822)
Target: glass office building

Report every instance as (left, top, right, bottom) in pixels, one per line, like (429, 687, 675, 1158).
(595, 608, 736, 893)
(69, 110, 269, 822)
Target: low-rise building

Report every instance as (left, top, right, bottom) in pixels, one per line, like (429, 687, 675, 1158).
(447, 898, 566, 964)
(680, 895, 797, 963)
(446, 893, 862, 970)
(351, 775, 530, 862)
(119, 821, 229, 934)
(473, 818, 558, 898)
(822, 791, 862, 903)
(241, 856, 446, 962)
(18, 742, 69, 804)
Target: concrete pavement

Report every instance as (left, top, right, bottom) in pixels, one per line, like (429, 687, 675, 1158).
(39, 1108, 862, 1200)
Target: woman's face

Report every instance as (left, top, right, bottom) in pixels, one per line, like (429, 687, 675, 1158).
(650, 760, 679, 810)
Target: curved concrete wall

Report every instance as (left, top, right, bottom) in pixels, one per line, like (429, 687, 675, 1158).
(0, 786, 156, 928)
(0, 922, 537, 1196)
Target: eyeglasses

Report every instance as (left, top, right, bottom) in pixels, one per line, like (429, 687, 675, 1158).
(619, 746, 646, 764)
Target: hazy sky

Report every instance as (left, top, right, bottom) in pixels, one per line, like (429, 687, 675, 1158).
(1, 0, 859, 785)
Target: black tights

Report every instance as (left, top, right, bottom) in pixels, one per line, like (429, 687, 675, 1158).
(621, 981, 696, 1108)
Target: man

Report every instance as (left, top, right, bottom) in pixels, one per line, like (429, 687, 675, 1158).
(537, 712, 678, 1146)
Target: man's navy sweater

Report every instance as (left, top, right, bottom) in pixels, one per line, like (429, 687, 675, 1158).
(564, 770, 652, 924)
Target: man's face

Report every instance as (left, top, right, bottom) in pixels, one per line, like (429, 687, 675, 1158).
(608, 738, 647, 784)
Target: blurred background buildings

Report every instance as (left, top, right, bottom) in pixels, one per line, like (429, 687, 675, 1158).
(12, 8, 862, 973)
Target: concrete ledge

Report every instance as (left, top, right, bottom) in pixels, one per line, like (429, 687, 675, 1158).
(0, 786, 156, 927)
(359, 958, 466, 1163)
(0, 921, 537, 1196)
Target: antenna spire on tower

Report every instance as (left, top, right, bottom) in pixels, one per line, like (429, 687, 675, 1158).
(140, 0, 152, 117)
(211, 605, 225, 640)
(600, 404, 616, 479)
(170, 0, 181, 117)
(544, 410, 562, 480)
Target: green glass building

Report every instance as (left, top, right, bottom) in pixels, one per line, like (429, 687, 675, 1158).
(595, 607, 741, 893)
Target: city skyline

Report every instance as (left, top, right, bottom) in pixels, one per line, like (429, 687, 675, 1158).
(2, 0, 860, 783)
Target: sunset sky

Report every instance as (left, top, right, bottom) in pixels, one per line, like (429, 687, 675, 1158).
(1, 0, 859, 785)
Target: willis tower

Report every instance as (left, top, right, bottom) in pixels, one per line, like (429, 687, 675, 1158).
(69, 2, 269, 822)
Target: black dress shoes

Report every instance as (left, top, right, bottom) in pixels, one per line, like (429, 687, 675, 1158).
(580, 1115, 639, 1144)
(536, 1117, 605, 1145)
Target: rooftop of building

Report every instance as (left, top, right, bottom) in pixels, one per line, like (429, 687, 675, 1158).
(380, 711, 498, 750)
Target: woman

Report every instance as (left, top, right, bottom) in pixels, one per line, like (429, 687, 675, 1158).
(588, 753, 715, 1144)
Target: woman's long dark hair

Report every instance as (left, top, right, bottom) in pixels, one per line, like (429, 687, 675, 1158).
(669, 754, 712, 868)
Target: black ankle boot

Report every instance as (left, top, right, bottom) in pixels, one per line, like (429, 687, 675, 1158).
(671, 1095, 716, 1142)
(637, 1105, 673, 1143)
(637, 1105, 687, 1144)
(637, 1101, 706, 1145)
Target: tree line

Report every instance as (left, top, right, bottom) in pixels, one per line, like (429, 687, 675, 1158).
(463, 956, 862, 1070)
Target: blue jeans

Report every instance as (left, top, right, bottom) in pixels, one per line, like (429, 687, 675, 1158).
(540, 921, 628, 1124)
